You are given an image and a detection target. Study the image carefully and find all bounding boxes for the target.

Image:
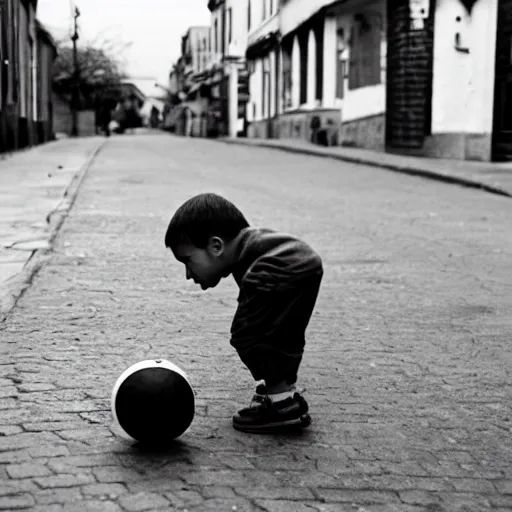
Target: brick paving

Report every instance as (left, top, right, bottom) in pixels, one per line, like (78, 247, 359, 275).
(1, 133, 512, 511)
(0, 137, 106, 318)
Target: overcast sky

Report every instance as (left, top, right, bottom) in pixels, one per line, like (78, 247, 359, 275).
(37, 0, 211, 85)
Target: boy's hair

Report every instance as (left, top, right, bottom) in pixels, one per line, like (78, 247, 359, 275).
(165, 193, 250, 250)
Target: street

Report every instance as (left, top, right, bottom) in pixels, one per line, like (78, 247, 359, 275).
(1, 132, 512, 512)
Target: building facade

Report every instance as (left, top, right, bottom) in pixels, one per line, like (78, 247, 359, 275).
(0, 0, 57, 153)
(245, 0, 281, 138)
(386, 0, 503, 161)
(246, 0, 386, 149)
(241, 0, 512, 162)
(167, 0, 250, 138)
(181, 26, 211, 95)
(200, 0, 250, 137)
(165, 0, 512, 161)
(35, 21, 58, 144)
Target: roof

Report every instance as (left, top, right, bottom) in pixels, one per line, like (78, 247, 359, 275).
(119, 81, 147, 102)
(121, 78, 160, 98)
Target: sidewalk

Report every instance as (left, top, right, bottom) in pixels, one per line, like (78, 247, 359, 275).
(0, 136, 106, 319)
(220, 137, 512, 198)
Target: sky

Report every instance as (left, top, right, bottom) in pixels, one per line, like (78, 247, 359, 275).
(37, 0, 211, 88)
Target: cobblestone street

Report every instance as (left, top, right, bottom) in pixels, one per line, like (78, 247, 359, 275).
(1, 133, 512, 511)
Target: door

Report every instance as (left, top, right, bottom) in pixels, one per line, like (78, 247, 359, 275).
(492, 0, 512, 160)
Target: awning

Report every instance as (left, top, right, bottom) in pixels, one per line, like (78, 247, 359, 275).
(245, 31, 280, 60)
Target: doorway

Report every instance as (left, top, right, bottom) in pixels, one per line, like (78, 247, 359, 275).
(492, 0, 512, 160)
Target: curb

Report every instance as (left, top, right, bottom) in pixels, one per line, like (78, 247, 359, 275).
(0, 139, 107, 322)
(218, 138, 512, 199)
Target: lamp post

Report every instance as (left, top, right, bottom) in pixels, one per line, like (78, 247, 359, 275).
(71, 7, 80, 137)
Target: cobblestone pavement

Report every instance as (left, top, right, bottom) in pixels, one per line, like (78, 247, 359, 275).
(0, 137, 106, 316)
(1, 133, 512, 512)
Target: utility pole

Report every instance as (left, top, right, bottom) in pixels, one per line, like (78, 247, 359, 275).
(71, 7, 80, 137)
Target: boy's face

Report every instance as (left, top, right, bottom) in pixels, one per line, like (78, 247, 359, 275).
(172, 237, 228, 290)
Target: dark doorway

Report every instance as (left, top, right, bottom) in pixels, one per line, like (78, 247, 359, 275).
(492, 0, 512, 160)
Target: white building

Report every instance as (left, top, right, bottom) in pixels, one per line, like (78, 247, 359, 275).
(245, 0, 386, 148)
(425, 0, 498, 160)
(243, 0, 512, 162)
(245, 0, 281, 138)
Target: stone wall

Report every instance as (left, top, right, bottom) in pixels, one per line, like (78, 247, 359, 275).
(421, 133, 492, 161)
(247, 108, 341, 142)
(339, 114, 385, 151)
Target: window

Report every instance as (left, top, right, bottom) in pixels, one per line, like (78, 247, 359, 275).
(262, 0, 266, 21)
(227, 8, 232, 44)
(214, 19, 218, 53)
(298, 30, 308, 105)
(315, 23, 324, 101)
(281, 40, 292, 109)
(348, 12, 382, 90)
(262, 57, 270, 118)
(336, 27, 347, 99)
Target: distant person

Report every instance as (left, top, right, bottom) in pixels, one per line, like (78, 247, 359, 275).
(95, 101, 112, 137)
(164, 193, 323, 433)
(123, 95, 142, 133)
(150, 106, 160, 129)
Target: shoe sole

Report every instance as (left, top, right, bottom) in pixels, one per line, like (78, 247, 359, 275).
(232, 413, 311, 434)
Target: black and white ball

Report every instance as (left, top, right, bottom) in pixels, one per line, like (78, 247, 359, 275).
(111, 359, 195, 445)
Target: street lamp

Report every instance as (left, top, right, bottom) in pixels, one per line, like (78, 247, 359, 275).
(71, 7, 81, 137)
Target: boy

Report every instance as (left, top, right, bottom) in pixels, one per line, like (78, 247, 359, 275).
(165, 193, 323, 433)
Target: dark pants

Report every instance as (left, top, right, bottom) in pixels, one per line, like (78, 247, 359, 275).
(230, 274, 322, 386)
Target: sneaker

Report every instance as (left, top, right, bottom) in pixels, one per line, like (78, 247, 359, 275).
(248, 383, 267, 407)
(232, 392, 311, 434)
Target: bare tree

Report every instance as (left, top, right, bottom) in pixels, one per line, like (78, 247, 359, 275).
(52, 38, 131, 110)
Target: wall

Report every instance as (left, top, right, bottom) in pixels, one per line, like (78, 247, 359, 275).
(280, 0, 332, 36)
(432, 0, 497, 134)
(333, 0, 387, 149)
(249, 0, 279, 34)
(248, 0, 279, 41)
(18, 2, 29, 121)
(427, 0, 498, 160)
(334, 0, 386, 121)
(226, 0, 249, 58)
(248, 59, 263, 122)
(386, 0, 435, 149)
(52, 94, 95, 137)
(28, 3, 37, 126)
(340, 113, 385, 150)
(209, 9, 224, 67)
(274, 108, 341, 141)
(245, 0, 280, 135)
(36, 33, 55, 143)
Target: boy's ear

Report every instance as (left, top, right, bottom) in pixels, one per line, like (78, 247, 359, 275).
(207, 236, 224, 255)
